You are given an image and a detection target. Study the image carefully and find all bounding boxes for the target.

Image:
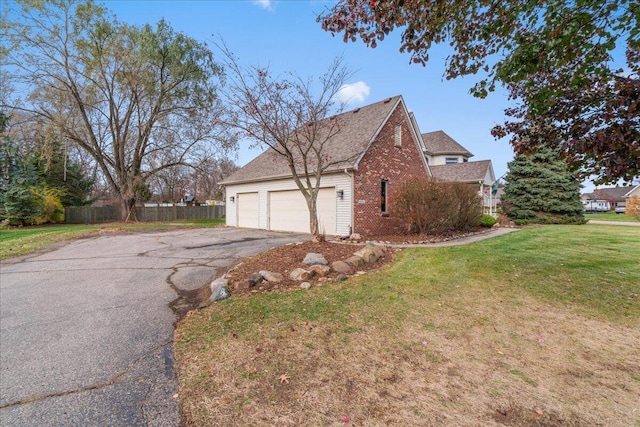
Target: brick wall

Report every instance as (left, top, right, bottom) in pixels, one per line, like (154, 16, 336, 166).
(353, 103, 430, 235)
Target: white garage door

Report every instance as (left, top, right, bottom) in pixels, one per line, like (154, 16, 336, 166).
(269, 188, 336, 235)
(237, 192, 259, 228)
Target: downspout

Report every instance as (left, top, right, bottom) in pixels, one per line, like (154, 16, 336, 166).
(345, 168, 354, 236)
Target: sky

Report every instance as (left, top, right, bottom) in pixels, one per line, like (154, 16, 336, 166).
(101, 0, 520, 182)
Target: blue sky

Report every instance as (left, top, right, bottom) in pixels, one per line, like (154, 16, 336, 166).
(105, 0, 519, 182)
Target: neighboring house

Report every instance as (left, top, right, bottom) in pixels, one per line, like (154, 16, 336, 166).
(624, 184, 640, 202)
(221, 95, 430, 236)
(582, 185, 638, 210)
(422, 130, 473, 165)
(430, 160, 496, 209)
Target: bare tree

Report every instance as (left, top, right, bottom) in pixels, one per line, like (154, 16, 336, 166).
(3, 0, 233, 220)
(220, 45, 354, 240)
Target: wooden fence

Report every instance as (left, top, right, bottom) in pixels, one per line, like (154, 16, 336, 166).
(64, 205, 225, 224)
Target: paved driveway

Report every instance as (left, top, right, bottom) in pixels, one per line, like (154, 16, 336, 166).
(0, 228, 307, 426)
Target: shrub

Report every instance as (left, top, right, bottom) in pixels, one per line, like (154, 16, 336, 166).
(451, 182, 483, 229)
(35, 188, 65, 224)
(626, 196, 640, 221)
(392, 178, 483, 234)
(480, 214, 497, 227)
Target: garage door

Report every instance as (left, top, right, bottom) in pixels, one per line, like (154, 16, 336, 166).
(237, 192, 259, 228)
(269, 188, 336, 234)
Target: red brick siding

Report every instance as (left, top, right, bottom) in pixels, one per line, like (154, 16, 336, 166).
(353, 104, 429, 235)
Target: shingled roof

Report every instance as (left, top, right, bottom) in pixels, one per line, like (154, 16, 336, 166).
(430, 160, 494, 183)
(591, 186, 635, 202)
(421, 130, 473, 157)
(221, 96, 406, 185)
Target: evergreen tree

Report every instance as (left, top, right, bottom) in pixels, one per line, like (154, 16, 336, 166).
(33, 150, 94, 207)
(502, 146, 585, 225)
(0, 114, 44, 226)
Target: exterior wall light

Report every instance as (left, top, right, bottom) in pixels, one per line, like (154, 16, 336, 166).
(337, 190, 344, 200)
(230, 196, 235, 202)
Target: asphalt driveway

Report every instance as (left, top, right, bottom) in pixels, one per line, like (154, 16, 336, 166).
(0, 227, 307, 426)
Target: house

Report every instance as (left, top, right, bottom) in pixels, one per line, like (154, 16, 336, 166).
(422, 130, 496, 210)
(582, 185, 638, 211)
(422, 130, 473, 165)
(222, 95, 498, 236)
(430, 160, 496, 209)
(623, 184, 640, 203)
(221, 95, 431, 236)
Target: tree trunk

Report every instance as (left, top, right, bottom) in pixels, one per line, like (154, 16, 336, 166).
(120, 196, 138, 222)
(308, 197, 324, 242)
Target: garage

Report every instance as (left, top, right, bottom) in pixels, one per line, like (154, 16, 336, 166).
(268, 188, 336, 235)
(237, 192, 259, 228)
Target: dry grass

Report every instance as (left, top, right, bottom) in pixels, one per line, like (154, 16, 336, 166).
(175, 225, 640, 426)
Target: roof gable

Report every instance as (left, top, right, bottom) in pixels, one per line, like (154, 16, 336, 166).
(222, 95, 406, 185)
(430, 160, 494, 183)
(421, 130, 473, 157)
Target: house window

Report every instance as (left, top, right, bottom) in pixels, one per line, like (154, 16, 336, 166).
(445, 157, 458, 164)
(394, 126, 402, 147)
(381, 180, 388, 214)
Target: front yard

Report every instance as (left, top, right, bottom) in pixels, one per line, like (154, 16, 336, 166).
(585, 211, 639, 222)
(175, 225, 640, 426)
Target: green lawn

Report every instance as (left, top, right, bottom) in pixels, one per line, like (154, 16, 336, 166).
(0, 218, 225, 260)
(585, 211, 639, 222)
(176, 225, 640, 426)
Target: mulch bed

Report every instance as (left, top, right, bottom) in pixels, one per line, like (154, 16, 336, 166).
(212, 228, 495, 299)
(225, 240, 394, 296)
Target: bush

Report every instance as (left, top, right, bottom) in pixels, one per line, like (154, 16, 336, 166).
(35, 188, 65, 224)
(480, 214, 497, 227)
(392, 178, 483, 234)
(626, 196, 640, 221)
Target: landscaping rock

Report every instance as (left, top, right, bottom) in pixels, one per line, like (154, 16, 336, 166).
(331, 260, 353, 274)
(367, 242, 389, 254)
(353, 246, 380, 263)
(366, 242, 386, 258)
(209, 277, 229, 291)
(302, 253, 328, 265)
(248, 273, 263, 287)
(309, 264, 331, 277)
(300, 282, 312, 290)
(336, 274, 349, 282)
(345, 255, 365, 268)
(210, 278, 231, 302)
(210, 286, 230, 301)
(289, 268, 314, 281)
(349, 233, 362, 240)
(259, 270, 284, 283)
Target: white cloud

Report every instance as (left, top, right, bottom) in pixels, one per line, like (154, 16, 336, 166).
(252, 0, 272, 10)
(336, 81, 371, 105)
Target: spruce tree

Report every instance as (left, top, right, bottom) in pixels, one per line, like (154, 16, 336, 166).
(502, 146, 585, 224)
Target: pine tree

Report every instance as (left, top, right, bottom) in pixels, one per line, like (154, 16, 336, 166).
(502, 146, 585, 224)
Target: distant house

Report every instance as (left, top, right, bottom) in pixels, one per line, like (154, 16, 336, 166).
(222, 95, 496, 236)
(582, 185, 639, 211)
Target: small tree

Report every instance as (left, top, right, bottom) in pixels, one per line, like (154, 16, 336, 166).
(220, 45, 354, 240)
(502, 146, 585, 224)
